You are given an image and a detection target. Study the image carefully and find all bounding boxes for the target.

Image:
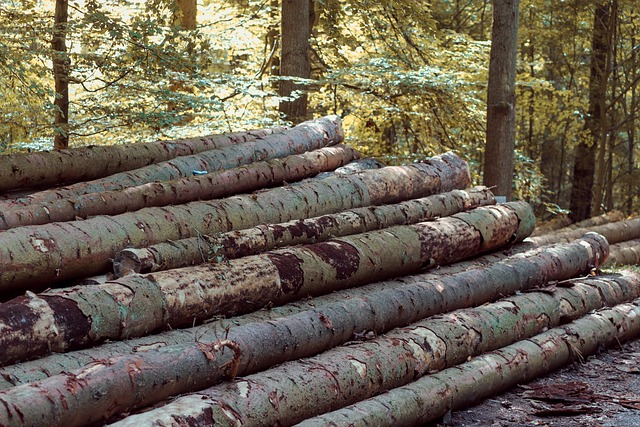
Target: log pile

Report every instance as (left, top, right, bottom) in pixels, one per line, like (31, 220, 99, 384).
(0, 116, 639, 426)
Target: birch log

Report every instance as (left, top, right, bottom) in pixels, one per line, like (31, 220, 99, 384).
(0, 202, 533, 366)
(0, 233, 607, 390)
(0, 116, 342, 209)
(0, 245, 621, 427)
(0, 145, 360, 229)
(0, 151, 470, 292)
(0, 127, 284, 192)
(113, 187, 495, 276)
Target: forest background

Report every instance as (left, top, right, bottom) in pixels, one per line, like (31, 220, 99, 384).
(0, 0, 638, 219)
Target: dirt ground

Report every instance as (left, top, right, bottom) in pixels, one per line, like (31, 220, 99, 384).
(428, 338, 640, 427)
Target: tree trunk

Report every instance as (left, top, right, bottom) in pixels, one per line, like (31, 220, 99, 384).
(591, 0, 617, 215)
(279, 0, 311, 122)
(0, 239, 614, 427)
(0, 127, 284, 193)
(174, 0, 197, 30)
(0, 151, 470, 292)
(0, 116, 341, 209)
(101, 272, 640, 427)
(113, 187, 496, 276)
(527, 217, 640, 246)
(569, 2, 614, 221)
(0, 202, 534, 366)
(603, 239, 640, 267)
(0, 145, 360, 229)
(297, 289, 640, 426)
(482, 0, 518, 201)
(0, 233, 607, 390)
(52, 0, 69, 150)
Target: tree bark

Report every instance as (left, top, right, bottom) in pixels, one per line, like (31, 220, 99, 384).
(0, 127, 283, 193)
(297, 292, 640, 426)
(569, 2, 614, 221)
(526, 217, 640, 246)
(52, 0, 69, 150)
(0, 117, 340, 209)
(101, 272, 640, 427)
(0, 241, 616, 427)
(174, 0, 197, 30)
(113, 187, 496, 276)
(0, 233, 607, 390)
(279, 0, 311, 122)
(0, 202, 534, 366)
(482, 0, 518, 201)
(0, 151, 470, 292)
(0, 145, 360, 229)
(603, 239, 640, 267)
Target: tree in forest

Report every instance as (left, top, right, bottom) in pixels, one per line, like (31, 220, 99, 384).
(52, 0, 69, 150)
(278, 0, 312, 122)
(569, 1, 616, 222)
(482, 0, 519, 201)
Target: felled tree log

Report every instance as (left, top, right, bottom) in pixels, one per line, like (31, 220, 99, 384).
(0, 145, 360, 229)
(0, 240, 616, 427)
(0, 202, 533, 366)
(0, 233, 607, 389)
(0, 116, 342, 210)
(527, 217, 640, 247)
(603, 239, 640, 267)
(0, 127, 284, 193)
(101, 272, 640, 427)
(298, 293, 640, 426)
(113, 187, 495, 276)
(0, 151, 470, 292)
(531, 211, 626, 238)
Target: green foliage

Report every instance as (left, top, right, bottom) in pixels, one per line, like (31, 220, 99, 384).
(0, 0, 638, 217)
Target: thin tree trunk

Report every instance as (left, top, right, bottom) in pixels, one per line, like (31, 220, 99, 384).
(297, 292, 640, 426)
(113, 187, 496, 276)
(279, 0, 310, 122)
(0, 145, 360, 229)
(0, 152, 470, 292)
(569, 2, 614, 221)
(0, 202, 534, 366)
(0, 127, 284, 193)
(592, 0, 617, 215)
(526, 217, 640, 246)
(103, 272, 640, 427)
(52, 0, 69, 150)
(0, 117, 340, 209)
(0, 233, 607, 390)
(482, 0, 518, 201)
(0, 240, 614, 427)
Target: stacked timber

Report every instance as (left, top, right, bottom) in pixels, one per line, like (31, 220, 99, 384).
(0, 116, 639, 426)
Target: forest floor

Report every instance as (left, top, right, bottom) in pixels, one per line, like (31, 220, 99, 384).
(428, 338, 640, 427)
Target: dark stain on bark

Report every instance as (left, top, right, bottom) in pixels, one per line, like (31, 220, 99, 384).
(43, 295, 92, 348)
(170, 406, 216, 426)
(267, 252, 304, 293)
(308, 241, 361, 280)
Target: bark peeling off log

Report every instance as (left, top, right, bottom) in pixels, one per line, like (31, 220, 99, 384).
(0, 117, 342, 210)
(103, 272, 640, 427)
(299, 293, 640, 426)
(0, 151, 470, 292)
(0, 145, 361, 230)
(0, 127, 285, 193)
(0, 235, 611, 424)
(0, 234, 608, 391)
(0, 202, 527, 366)
(113, 187, 495, 276)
